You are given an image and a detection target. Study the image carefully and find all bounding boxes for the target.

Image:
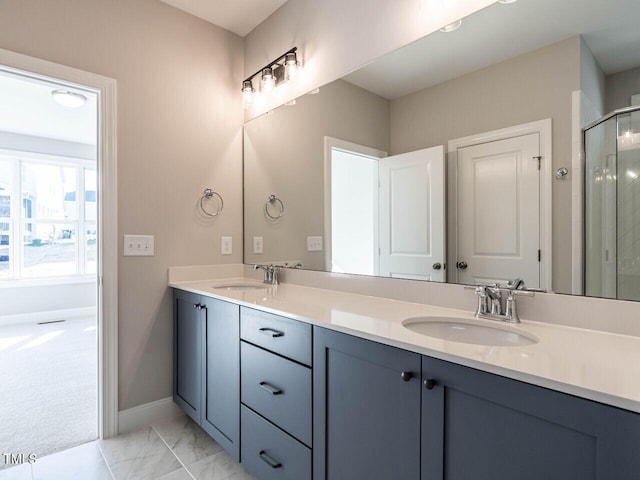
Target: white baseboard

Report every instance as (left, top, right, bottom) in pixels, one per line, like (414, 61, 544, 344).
(0, 306, 96, 327)
(118, 396, 183, 435)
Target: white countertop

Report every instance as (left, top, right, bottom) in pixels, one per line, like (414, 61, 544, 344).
(170, 276, 640, 414)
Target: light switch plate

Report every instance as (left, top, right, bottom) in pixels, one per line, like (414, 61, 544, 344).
(253, 236, 263, 254)
(221, 236, 233, 255)
(307, 236, 323, 252)
(124, 235, 154, 256)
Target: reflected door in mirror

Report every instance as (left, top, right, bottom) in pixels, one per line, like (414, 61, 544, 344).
(379, 146, 445, 281)
(456, 133, 541, 288)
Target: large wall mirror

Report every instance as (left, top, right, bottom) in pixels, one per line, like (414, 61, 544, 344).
(244, 0, 640, 300)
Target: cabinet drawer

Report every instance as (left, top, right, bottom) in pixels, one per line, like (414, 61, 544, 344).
(240, 307, 312, 366)
(241, 341, 312, 446)
(241, 405, 311, 480)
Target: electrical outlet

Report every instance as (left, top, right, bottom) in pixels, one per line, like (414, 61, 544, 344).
(221, 236, 232, 255)
(307, 236, 323, 252)
(123, 235, 154, 256)
(253, 236, 263, 254)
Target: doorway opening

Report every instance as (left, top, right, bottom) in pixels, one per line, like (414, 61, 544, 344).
(0, 66, 100, 464)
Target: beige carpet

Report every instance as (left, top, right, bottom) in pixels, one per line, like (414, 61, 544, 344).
(0, 316, 98, 469)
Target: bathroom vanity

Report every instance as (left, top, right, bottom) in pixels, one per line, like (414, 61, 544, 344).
(171, 274, 640, 480)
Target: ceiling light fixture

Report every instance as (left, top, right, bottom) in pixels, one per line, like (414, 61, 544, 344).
(439, 20, 462, 33)
(241, 47, 302, 108)
(51, 90, 87, 108)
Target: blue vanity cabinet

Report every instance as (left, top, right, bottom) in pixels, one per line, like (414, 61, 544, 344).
(240, 306, 313, 480)
(173, 290, 240, 460)
(421, 356, 640, 480)
(200, 296, 240, 460)
(313, 327, 422, 480)
(173, 289, 202, 423)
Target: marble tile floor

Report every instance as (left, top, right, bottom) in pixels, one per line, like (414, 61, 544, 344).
(0, 415, 256, 480)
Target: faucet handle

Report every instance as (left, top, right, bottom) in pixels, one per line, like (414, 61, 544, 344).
(509, 289, 535, 297)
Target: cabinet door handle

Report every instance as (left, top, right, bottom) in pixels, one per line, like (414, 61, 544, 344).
(258, 450, 282, 469)
(193, 303, 200, 309)
(424, 378, 437, 390)
(401, 371, 413, 382)
(259, 381, 283, 395)
(259, 327, 284, 338)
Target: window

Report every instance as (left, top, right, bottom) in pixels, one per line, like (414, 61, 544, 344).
(0, 153, 96, 280)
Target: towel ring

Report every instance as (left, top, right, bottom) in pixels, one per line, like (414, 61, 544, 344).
(265, 194, 284, 220)
(200, 188, 224, 217)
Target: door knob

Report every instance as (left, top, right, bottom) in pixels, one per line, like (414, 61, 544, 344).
(432, 262, 442, 270)
(456, 261, 468, 270)
(401, 371, 413, 382)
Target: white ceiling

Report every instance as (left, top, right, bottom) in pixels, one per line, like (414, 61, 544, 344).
(158, 0, 289, 37)
(344, 0, 640, 100)
(0, 70, 98, 145)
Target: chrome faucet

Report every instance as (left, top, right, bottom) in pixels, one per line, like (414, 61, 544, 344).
(467, 284, 534, 324)
(254, 264, 281, 285)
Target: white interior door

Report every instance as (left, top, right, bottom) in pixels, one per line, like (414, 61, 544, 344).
(379, 146, 445, 281)
(456, 133, 540, 287)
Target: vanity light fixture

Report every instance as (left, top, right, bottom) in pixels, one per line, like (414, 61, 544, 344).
(241, 47, 301, 108)
(285, 99, 297, 106)
(498, 0, 518, 3)
(307, 87, 320, 95)
(261, 67, 275, 92)
(439, 19, 462, 33)
(242, 80, 255, 108)
(284, 51, 300, 81)
(51, 90, 87, 108)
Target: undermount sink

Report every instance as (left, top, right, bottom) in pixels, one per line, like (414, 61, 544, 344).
(212, 283, 268, 291)
(402, 316, 538, 347)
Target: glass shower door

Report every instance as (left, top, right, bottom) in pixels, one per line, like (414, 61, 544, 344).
(585, 109, 640, 300)
(585, 116, 617, 298)
(616, 111, 640, 300)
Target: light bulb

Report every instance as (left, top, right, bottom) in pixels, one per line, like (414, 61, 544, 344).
(261, 68, 275, 92)
(242, 80, 255, 108)
(284, 52, 300, 81)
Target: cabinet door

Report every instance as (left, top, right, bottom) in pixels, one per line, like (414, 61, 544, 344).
(422, 356, 640, 480)
(173, 290, 202, 423)
(314, 327, 421, 480)
(201, 297, 240, 460)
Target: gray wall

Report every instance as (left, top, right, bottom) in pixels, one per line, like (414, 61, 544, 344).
(389, 36, 581, 293)
(244, 79, 390, 269)
(580, 37, 606, 116)
(0, 0, 244, 411)
(606, 66, 640, 112)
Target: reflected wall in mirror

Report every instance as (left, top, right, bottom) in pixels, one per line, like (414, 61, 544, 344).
(244, 0, 640, 300)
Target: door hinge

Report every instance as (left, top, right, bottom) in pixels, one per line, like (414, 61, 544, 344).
(538, 249, 541, 262)
(533, 156, 542, 170)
